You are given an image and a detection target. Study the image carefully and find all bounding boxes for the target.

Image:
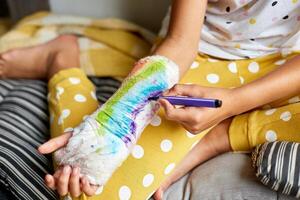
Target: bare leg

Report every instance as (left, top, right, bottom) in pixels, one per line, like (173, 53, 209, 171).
(0, 35, 79, 79)
(153, 118, 233, 200)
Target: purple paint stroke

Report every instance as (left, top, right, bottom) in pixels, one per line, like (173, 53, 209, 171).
(121, 90, 162, 144)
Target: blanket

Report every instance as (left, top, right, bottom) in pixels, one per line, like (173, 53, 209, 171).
(0, 12, 155, 77)
(0, 18, 10, 37)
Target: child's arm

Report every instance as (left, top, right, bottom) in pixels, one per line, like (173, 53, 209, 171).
(233, 55, 300, 114)
(159, 54, 300, 134)
(134, 0, 208, 77)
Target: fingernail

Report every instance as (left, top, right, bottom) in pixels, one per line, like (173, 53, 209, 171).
(64, 166, 70, 173)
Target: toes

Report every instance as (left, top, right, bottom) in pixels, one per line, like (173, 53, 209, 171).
(0, 54, 5, 64)
(0, 49, 22, 62)
(1, 50, 13, 60)
(0, 59, 4, 68)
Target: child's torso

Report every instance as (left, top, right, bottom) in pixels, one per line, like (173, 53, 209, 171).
(159, 0, 300, 60)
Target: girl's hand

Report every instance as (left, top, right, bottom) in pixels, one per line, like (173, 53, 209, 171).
(38, 133, 98, 198)
(159, 84, 236, 134)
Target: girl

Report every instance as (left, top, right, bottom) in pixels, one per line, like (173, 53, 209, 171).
(2, 0, 300, 199)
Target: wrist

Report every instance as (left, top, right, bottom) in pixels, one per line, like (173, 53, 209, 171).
(229, 86, 256, 116)
(221, 89, 238, 118)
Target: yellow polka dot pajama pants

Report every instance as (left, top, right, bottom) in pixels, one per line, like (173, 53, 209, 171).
(48, 52, 300, 200)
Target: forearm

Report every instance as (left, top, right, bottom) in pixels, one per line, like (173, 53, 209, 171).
(133, 0, 207, 78)
(233, 55, 300, 115)
(153, 35, 199, 78)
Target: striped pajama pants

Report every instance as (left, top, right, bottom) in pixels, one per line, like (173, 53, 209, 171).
(0, 78, 120, 200)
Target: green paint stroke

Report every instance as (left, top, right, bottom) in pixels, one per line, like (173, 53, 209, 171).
(96, 59, 167, 124)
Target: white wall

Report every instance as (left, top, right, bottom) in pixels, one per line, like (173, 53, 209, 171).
(49, 0, 170, 32)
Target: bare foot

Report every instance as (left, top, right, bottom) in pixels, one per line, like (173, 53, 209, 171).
(0, 35, 79, 79)
(153, 118, 232, 200)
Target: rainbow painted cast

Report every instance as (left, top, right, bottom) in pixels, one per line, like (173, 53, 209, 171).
(55, 55, 179, 185)
(96, 55, 179, 146)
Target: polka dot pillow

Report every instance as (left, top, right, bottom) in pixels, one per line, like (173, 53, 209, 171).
(252, 141, 300, 198)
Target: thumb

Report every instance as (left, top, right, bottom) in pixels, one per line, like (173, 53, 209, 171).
(158, 99, 174, 113)
(38, 132, 72, 154)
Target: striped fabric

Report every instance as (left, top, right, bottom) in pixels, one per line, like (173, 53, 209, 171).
(252, 141, 300, 198)
(0, 77, 120, 200)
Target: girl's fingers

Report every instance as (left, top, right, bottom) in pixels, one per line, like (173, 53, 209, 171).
(69, 167, 81, 198)
(46, 167, 63, 189)
(81, 177, 98, 197)
(53, 167, 63, 180)
(57, 166, 72, 196)
(45, 174, 56, 190)
(159, 99, 193, 122)
(38, 132, 72, 154)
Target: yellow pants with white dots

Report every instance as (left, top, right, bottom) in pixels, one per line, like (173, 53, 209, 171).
(48, 52, 300, 200)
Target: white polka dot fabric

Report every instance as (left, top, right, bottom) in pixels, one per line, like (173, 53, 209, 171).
(118, 186, 131, 200)
(69, 77, 81, 85)
(160, 0, 300, 60)
(53, 56, 180, 187)
(265, 130, 278, 142)
(160, 139, 173, 153)
(142, 174, 154, 187)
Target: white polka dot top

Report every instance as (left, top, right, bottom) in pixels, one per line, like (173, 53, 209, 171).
(159, 0, 300, 60)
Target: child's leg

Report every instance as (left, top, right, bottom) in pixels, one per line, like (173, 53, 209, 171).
(1, 35, 207, 199)
(230, 101, 300, 152)
(0, 35, 79, 79)
(153, 52, 300, 199)
(154, 118, 232, 199)
(4, 33, 299, 200)
(0, 33, 99, 139)
(155, 95, 300, 198)
(48, 69, 99, 138)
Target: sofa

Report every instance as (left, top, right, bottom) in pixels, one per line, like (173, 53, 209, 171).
(1, 0, 297, 199)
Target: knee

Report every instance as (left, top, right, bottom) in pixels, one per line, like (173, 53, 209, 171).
(53, 35, 78, 49)
(203, 118, 232, 154)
